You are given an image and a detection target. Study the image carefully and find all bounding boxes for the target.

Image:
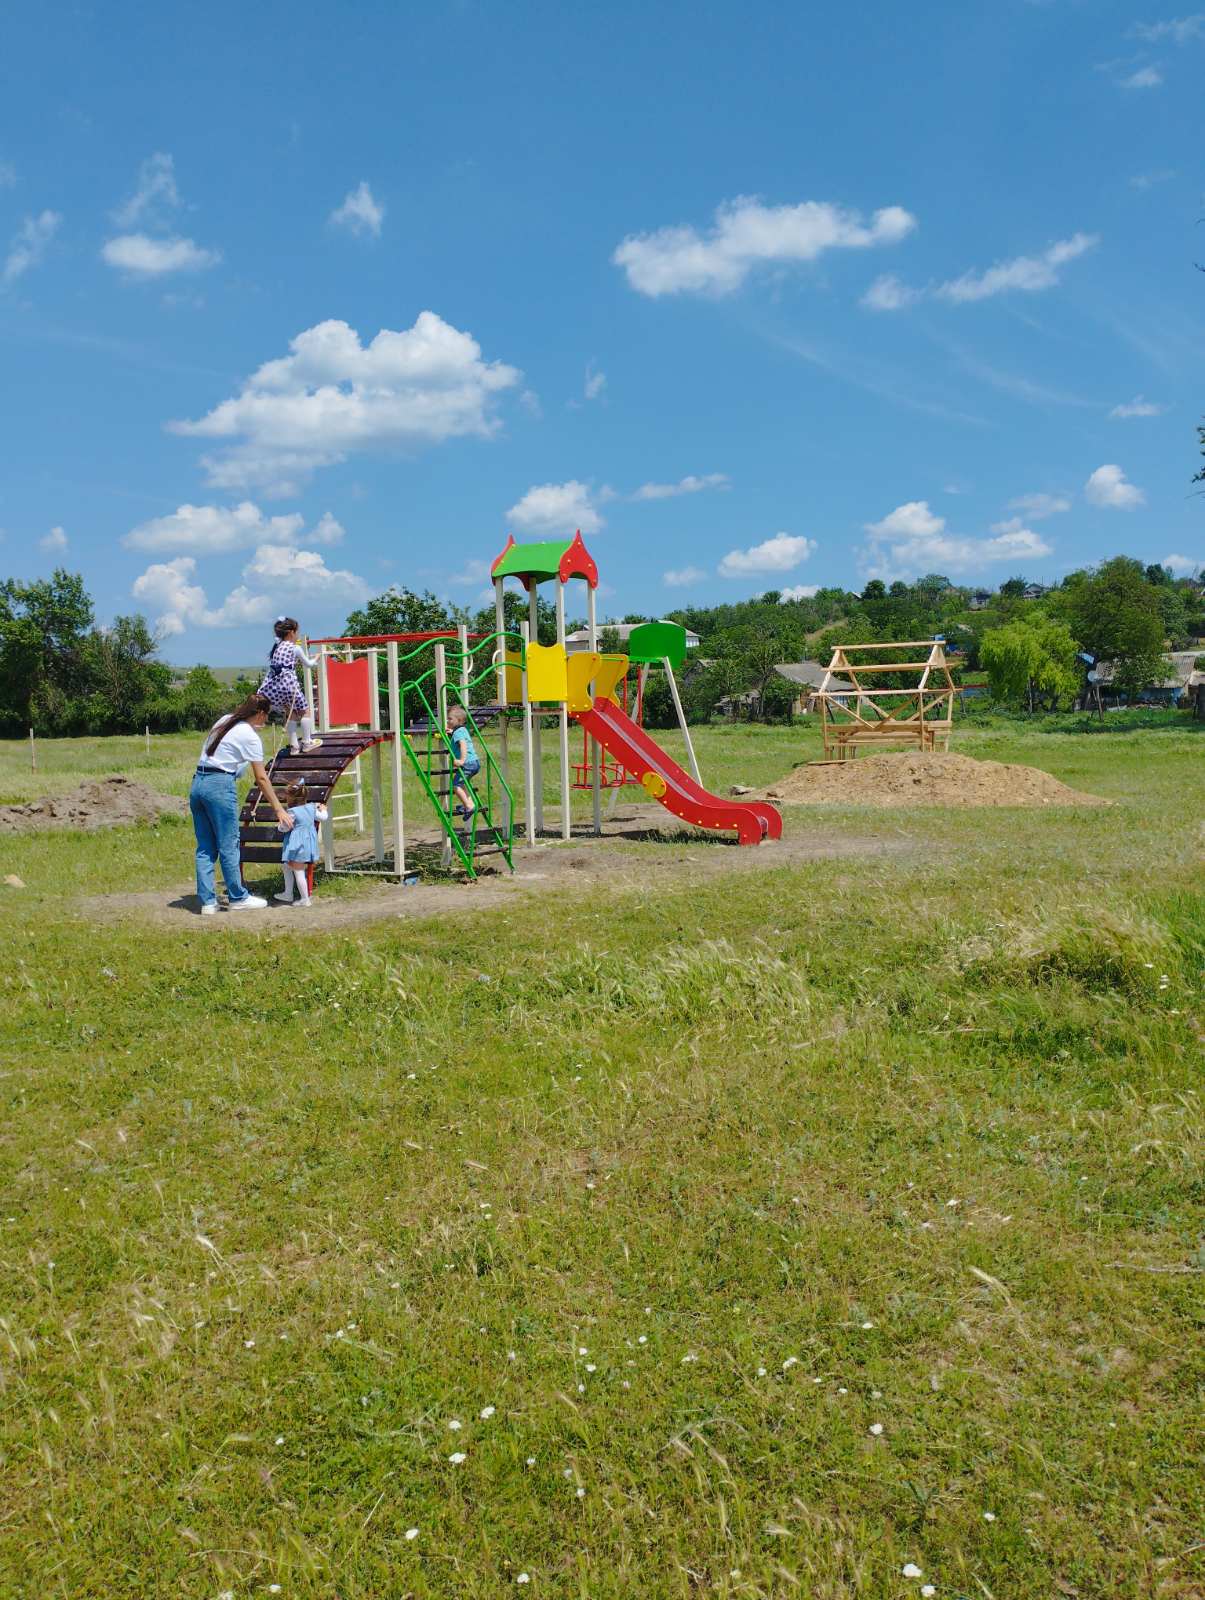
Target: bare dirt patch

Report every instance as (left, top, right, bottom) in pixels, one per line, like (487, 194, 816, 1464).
(83, 804, 914, 933)
(0, 775, 187, 833)
(762, 751, 1110, 808)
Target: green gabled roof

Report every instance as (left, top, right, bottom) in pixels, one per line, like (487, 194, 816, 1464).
(490, 531, 599, 589)
(492, 538, 572, 580)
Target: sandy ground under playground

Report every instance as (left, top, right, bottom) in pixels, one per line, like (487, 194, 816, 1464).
(83, 804, 915, 934)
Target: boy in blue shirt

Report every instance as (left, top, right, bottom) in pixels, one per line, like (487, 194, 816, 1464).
(446, 704, 481, 822)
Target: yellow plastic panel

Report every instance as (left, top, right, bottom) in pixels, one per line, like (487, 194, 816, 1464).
(499, 650, 523, 703)
(565, 651, 602, 713)
(526, 641, 568, 702)
(592, 653, 629, 705)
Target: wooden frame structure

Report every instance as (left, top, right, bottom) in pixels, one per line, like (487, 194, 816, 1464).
(816, 639, 956, 760)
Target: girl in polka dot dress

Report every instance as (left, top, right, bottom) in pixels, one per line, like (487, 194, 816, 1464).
(258, 616, 323, 754)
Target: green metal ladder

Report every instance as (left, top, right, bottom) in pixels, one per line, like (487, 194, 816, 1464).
(397, 675, 514, 880)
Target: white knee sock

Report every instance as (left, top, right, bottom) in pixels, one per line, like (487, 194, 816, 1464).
(285, 718, 300, 751)
(293, 866, 311, 904)
(300, 714, 316, 745)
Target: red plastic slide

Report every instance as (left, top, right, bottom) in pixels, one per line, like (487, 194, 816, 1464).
(573, 697, 782, 846)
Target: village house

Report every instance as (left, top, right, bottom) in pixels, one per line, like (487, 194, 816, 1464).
(564, 622, 700, 655)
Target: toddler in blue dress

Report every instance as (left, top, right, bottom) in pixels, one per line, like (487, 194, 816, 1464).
(274, 780, 328, 907)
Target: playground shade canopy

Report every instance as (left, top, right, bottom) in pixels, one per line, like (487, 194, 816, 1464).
(491, 531, 599, 589)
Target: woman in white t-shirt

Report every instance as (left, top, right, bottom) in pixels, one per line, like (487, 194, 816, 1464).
(190, 693, 294, 915)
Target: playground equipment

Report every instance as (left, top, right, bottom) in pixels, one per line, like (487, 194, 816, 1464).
(815, 639, 956, 759)
(238, 531, 781, 881)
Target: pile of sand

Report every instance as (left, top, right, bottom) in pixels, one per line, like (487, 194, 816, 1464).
(763, 751, 1110, 808)
(0, 775, 186, 834)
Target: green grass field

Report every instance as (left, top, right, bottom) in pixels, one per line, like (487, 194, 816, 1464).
(0, 718, 1201, 1598)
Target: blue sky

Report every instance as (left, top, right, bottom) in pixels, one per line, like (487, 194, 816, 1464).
(1, 0, 1202, 663)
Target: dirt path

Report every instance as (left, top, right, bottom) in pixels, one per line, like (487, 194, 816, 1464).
(85, 804, 913, 934)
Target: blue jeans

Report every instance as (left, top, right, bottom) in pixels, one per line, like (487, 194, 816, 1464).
(190, 769, 249, 907)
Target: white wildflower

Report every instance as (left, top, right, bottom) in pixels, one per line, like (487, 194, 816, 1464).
(448, 1450, 466, 1463)
(405, 1527, 419, 1540)
(516, 1573, 530, 1583)
(921, 1588, 936, 1597)
(861, 1320, 875, 1329)
(869, 1423, 884, 1435)
(480, 1405, 496, 1419)
(448, 1419, 462, 1430)
(983, 1511, 996, 1522)
(903, 1562, 923, 1578)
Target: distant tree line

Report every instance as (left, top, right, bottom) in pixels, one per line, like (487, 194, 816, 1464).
(4, 555, 1200, 738)
(0, 570, 233, 737)
(341, 560, 1202, 724)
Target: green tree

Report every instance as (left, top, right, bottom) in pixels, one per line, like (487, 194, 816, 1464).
(980, 615, 1082, 711)
(1059, 556, 1167, 694)
(470, 589, 557, 646)
(344, 586, 459, 637)
(0, 569, 95, 733)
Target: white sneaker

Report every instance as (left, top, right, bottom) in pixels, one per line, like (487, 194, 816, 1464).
(273, 891, 294, 904)
(200, 902, 218, 916)
(301, 738, 323, 752)
(294, 899, 313, 908)
(229, 894, 268, 912)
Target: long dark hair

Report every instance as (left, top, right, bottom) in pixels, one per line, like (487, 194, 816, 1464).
(206, 693, 272, 756)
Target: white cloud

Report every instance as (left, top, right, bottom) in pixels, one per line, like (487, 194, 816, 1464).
(124, 501, 344, 554)
(1129, 168, 1176, 189)
(861, 273, 919, 311)
(507, 480, 604, 537)
(584, 363, 606, 401)
(1132, 15, 1203, 43)
(1162, 552, 1200, 576)
(0, 161, 16, 190)
(1007, 492, 1071, 519)
(613, 195, 916, 297)
(447, 558, 491, 588)
(113, 152, 181, 227)
(1110, 394, 1166, 418)
(631, 473, 730, 502)
(132, 544, 369, 637)
(862, 235, 1097, 313)
(718, 531, 817, 578)
(864, 501, 945, 540)
(242, 542, 369, 604)
(329, 181, 385, 238)
(862, 500, 1052, 580)
(1122, 65, 1164, 88)
(101, 234, 221, 277)
(171, 313, 521, 496)
(779, 584, 820, 601)
(3, 210, 62, 286)
(935, 233, 1098, 303)
(133, 557, 209, 636)
(1084, 463, 1145, 509)
(39, 525, 68, 554)
(103, 154, 220, 279)
(663, 565, 708, 587)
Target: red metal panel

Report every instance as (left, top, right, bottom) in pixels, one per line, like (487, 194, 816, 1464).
(326, 657, 374, 726)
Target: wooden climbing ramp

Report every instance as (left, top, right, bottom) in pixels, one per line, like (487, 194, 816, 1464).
(239, 730, 393, 867)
